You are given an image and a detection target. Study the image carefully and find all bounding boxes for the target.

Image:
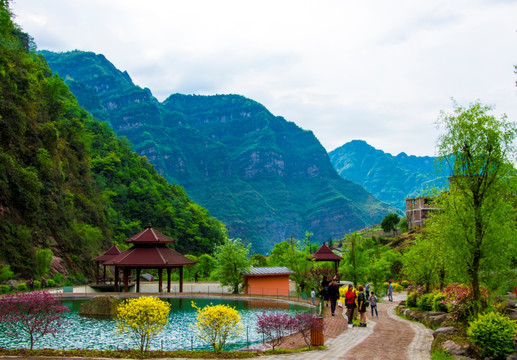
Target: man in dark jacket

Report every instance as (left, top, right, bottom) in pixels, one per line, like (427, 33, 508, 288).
(327, 278, 340, 316)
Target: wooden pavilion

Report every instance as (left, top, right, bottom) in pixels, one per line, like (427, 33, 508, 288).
(92, 245, 121, 284)
(309, 243, 343, 274)
(102, 225, 196, 293)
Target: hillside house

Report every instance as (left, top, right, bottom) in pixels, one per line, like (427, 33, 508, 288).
(405, 196, 439, 230)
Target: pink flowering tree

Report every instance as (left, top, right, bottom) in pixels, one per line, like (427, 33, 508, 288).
(256, 311, 296, 350)
(291, 312, 324, 348)
(0, 290, 69, 349)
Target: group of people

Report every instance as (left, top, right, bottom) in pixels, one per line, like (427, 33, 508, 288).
(312, 277, 396, 327)
(344, 284, 378, 327)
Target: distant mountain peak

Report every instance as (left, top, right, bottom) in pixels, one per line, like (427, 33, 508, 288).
(42, 50, 397, 252)
(329, 140, 446, 210)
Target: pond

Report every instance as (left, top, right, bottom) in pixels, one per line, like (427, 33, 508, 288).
(0, 297, 309, 351)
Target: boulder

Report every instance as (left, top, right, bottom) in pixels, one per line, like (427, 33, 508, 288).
(5, 279, 17, 289)
(404, 308, 425, 322)
(441, 340, 472, 357)
(433, 327, 458, 339)
(397, 304, 407, 314)
(507, 308, 517, 321)
(424, 312, 448, 328)
(79, 295, 121, 317)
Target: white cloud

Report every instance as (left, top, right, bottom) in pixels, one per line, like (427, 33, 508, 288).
(10, 0, 517, 157)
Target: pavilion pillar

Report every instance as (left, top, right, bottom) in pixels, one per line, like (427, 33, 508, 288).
(158, 268, 163, 293)
(179, 266, 183, 293)
(103, 265, 107, 284)
(136, 268, 141, 293)
(96, 262, 100, 284)
(167, 268, 171, 293)
(114, 266, 119, 292)
(123, 268, 129, 292)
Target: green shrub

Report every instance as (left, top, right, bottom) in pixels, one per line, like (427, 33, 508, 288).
(33, 280, 41, 290)
(400, 280, 409, 289)
(417, 293, 434, 311)
(467, 311, 517, 360)
(393, 283, 404, 292)
(431, 349, 455, 360)
(432, 293, 447, 312)
(0, 264, 14, 283)
(47, 279, 55, 288)
(17, 283, 28, 292)
(0, 284, 9, 294)
(407, 292, 418, 308)
(67, 274, 87, 285)
(52, 273, 64, 285)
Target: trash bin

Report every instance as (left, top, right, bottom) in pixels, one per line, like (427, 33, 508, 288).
(310, 317, 324, 346)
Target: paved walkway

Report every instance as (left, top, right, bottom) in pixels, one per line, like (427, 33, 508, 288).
(259, 293, 433, 360)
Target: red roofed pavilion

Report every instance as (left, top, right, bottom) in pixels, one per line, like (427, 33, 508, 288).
(92, 245, 121, 284)
(310, 243, 343, 273)
(103, 225, 196, 293)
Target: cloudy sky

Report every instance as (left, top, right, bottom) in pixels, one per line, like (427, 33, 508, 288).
(10, 0, 517, 157)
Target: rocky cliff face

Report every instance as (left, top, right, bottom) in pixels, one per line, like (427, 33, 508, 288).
(42, 50, 397, 253)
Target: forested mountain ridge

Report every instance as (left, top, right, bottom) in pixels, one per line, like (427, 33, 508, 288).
(0, 4, 226, 277)
(42, 50, 397, 253)
(329, 140, 447, 210)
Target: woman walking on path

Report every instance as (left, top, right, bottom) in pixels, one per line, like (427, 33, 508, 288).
(357, 284, 367, 327)
(369, 291, 378, 317)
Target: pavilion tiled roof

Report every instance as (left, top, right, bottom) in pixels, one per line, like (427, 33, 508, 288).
(311, 243, 343, 261)
(242, 267, 295, 276)
(126, 226, 174, 244)
(103, 246, 196, 268)
(92, 245, 122, 263)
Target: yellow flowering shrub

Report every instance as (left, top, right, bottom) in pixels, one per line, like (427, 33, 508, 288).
(191, 301, 243, 352)
(115, 296, 170, 352)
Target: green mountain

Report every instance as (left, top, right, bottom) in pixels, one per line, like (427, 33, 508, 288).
(0, 4, 225, 277)
(328, 140, 446, 210)
(41, 50, 397, 253)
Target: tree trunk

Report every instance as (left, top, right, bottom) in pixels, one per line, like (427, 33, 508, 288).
(470, 194, 483, 316)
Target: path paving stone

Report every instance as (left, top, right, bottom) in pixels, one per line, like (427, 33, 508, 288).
(259, 293, 433, 360)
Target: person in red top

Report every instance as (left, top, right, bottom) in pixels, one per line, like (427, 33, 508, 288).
(344, 284, 357, 325)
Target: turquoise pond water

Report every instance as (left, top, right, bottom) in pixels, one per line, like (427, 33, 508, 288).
(0, 297, 309, 351)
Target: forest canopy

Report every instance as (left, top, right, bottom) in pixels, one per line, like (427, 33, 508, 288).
(0, 1, 226, 277)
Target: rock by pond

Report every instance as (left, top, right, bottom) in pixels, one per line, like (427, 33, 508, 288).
(78, 295, 121, 317)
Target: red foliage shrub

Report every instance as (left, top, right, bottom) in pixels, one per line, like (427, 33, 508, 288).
(442, 283, 488, 322)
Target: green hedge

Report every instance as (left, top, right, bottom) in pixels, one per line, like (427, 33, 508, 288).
(467, 312, 517, 360)
(417, 293, 434, 311)
(431, 293, 447, 312)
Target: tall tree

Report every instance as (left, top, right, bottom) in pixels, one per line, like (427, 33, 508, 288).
(432, 100, 517, 314)
(213, 238, 250, 294)
(381, 213, 400, 235)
